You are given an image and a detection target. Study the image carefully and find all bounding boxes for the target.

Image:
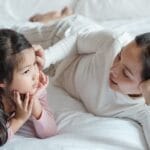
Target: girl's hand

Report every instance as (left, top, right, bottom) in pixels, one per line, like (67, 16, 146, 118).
(30, 95, 42, 119)
(140, 80, 150, 105)
(13, 91, 34, 122)
(31, 71, 49, 119)
(32, 45, 45, 69)
(34, 71, 49, 98)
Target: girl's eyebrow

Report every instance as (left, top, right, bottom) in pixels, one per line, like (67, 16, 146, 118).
(19, 59, 37, 71)
(18, 64, 31, 71)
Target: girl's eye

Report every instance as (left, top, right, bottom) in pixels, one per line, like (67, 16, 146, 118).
(23, 69, 30, 74)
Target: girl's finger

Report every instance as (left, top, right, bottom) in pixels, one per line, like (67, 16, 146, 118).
(27, 96, 34, 113)
(14, 91, 22, 106)
(23, 92, 30, 110)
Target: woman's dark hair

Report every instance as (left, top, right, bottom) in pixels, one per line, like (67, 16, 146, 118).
(0, 29, 32, 146)
(135, 32, 150, 81)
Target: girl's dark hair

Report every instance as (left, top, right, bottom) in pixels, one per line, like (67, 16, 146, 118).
(0, 29, 32, 146)
(135, 32, 150, 81)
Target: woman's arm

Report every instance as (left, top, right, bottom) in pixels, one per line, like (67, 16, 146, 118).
(44, 35, 77, 69)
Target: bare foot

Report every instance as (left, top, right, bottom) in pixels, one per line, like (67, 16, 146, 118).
(29, 6, 73, 24)
(61, 6, 73, 17)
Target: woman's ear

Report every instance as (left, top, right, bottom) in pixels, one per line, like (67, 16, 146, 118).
(0, 83, 6, 88)
(139, 80, 150, 105)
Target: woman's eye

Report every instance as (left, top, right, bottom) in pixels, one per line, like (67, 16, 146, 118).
(118, 52, 121, 60)
(123, 70, 129, 78)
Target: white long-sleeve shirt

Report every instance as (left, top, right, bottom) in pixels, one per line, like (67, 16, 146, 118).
(45, 30, 150, 149)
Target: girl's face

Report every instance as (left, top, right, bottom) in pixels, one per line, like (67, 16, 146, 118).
(9, 48, 39, 95)
(109, 41, 143, 95)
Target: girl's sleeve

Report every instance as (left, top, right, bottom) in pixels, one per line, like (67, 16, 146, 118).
(32, 89, 57, 138)
(7, 125, 14, 140)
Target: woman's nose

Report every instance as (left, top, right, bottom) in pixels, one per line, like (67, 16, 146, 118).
(111, 64, 120, 78)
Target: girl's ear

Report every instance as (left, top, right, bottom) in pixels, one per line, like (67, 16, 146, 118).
(0, 83, 6, 88)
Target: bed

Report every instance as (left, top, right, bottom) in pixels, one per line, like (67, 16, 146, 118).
(0, 0, 150, 150)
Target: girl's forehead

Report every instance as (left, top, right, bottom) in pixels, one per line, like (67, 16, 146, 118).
(14, 48, 35, 70)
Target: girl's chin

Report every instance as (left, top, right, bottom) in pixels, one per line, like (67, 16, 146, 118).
(30, 87, 38, 95)
(18, 88, 38, 96)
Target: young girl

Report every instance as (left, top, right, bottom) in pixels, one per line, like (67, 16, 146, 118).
(0, 29, 57, 146)
(35, 30, 150, 148)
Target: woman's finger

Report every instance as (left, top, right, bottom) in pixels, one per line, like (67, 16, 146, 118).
(36, 56, 45, 69)
(32, 45, 44, 58)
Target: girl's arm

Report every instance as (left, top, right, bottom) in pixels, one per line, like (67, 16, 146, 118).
(31, 90, 57, 138)
(31, 71, 57, 138)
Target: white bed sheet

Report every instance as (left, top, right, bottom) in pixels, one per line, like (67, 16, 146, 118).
(1, 80, 147, 150)
(0, 0, 150, 150)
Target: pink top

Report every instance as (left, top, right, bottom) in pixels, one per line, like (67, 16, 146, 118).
(7, 89, 57, 139)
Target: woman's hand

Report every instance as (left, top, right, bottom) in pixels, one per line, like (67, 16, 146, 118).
(32, 45, 45, 69)
(140, 80, 150, 105)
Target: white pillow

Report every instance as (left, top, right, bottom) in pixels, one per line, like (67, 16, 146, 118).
(75, 0, 150, 22)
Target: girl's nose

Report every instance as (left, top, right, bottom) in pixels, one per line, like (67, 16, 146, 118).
(32, 65, 38, 81)
(32, 74, 36, 81)
(32, 70, 37, 81)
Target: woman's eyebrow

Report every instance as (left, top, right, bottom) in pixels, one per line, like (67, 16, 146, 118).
(124, 65, 134, 76)
(121, 49, 134, 77)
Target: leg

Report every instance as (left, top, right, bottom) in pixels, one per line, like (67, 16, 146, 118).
(29, 6, 73, 24)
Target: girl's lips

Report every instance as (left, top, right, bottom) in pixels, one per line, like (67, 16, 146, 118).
(33, 81, 39, 88)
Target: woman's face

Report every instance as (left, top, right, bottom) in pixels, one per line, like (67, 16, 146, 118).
(109, 40, 143, 95)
